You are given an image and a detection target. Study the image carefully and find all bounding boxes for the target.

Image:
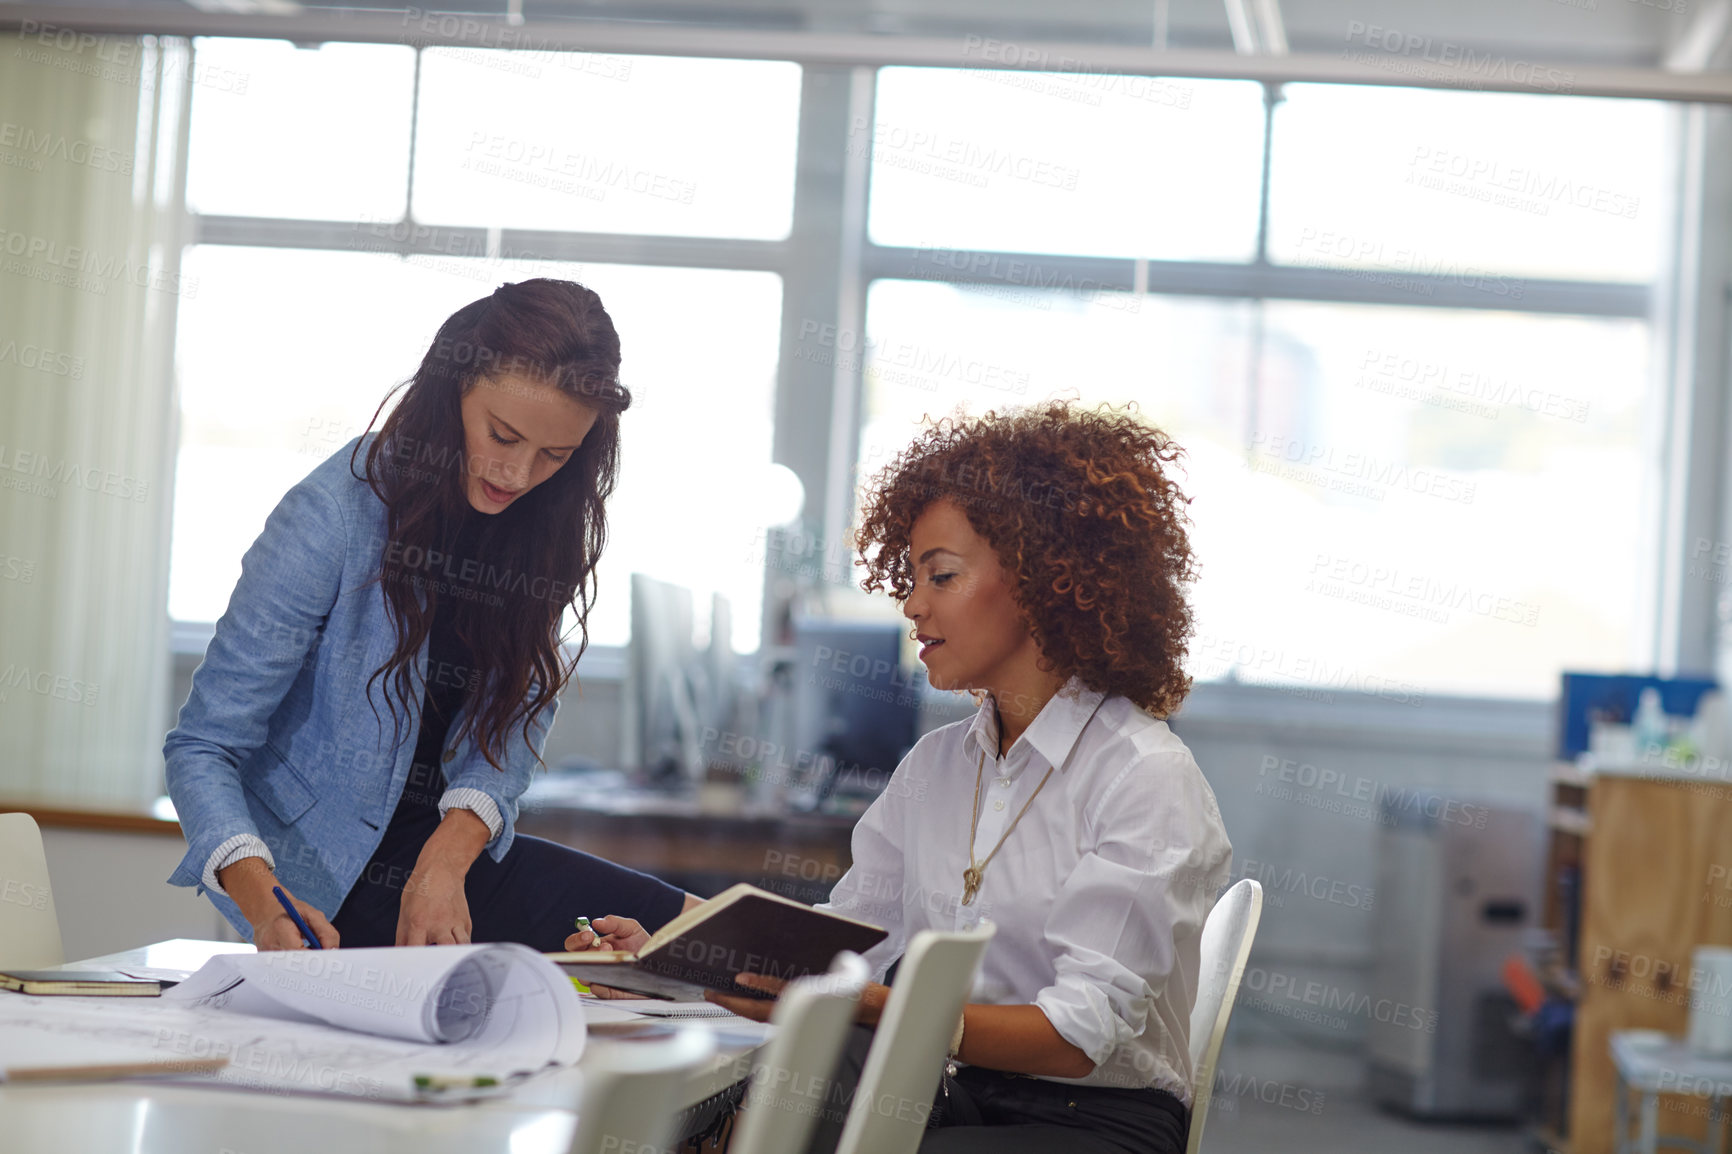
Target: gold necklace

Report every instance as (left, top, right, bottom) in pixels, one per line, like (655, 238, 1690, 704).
(961, 746, 1056, 906)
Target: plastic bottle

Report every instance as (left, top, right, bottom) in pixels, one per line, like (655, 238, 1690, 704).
(1633, 687, 1668, 757)
(1693, 690, 1729, 760)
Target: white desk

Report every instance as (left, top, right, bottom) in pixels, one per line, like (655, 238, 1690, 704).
(1611, 1029, 1732, 1154)
(0, 939, 768, 1154)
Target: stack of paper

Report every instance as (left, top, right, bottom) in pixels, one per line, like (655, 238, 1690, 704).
(0, 943, 585, 1101)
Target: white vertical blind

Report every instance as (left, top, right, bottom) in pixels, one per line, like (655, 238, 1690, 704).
(0, 32, 191, 804)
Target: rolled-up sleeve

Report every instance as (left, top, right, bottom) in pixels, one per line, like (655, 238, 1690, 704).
(163, 480, 348, 893)
(203, 834, 276, 896)
(814, 768, 911, 983)
(1034, 753, 1232, 1067)
(438, 788, 504, 839)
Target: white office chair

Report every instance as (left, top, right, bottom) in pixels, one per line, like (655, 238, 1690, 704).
(0, 813, 63, 968)
(1184, 878, 1263, 1154)
(733, 951, 871, 1154)
(567, 1025, 718, 1154)
(833, 923, 995, 1154)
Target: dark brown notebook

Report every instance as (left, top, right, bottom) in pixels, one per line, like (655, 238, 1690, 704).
(548, 883, 887, 1001)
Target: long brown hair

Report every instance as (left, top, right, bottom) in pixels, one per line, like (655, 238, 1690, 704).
(350, 278, 629, 772)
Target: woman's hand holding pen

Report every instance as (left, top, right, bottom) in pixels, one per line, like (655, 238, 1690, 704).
(571, 892, 704, 953)
(565, 915, 651, 1000)
(565, 914, 650, 953)
(258, 892, 339, 951)
(218, 857, 340, 951)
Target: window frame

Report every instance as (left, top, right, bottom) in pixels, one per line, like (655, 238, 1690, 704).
(170, 36, 1701, 730)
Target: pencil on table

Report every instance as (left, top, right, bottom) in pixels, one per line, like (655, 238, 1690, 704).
(1, 1057, 230, 1083)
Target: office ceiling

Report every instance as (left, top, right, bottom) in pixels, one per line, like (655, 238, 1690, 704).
(8, 0, 1715, 68)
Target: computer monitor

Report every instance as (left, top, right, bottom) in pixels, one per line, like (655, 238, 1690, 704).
(789, 617, 923, 814)
(696, 591, 738, 740)
(623, 577, 744, 788)
(623, 573, 703, 786)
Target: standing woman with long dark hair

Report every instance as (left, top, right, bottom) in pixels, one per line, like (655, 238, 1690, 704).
(165, 278, 698, 951)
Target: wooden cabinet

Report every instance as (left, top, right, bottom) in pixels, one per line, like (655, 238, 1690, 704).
(1569, 773, 1732, 1154)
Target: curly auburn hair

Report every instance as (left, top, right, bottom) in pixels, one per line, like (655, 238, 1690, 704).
(854, 400, 1198, 718)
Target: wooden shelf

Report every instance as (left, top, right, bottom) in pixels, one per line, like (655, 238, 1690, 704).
(1568, 774, 1732, 1154)
(0, 800, 181, 836)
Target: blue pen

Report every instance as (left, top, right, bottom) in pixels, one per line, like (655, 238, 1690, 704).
(272, 885, 322, 949)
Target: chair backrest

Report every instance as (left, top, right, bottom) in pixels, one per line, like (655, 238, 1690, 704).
(732, 951, 871, 1154)
(1185, 878, 1263, 1154)
(0, 813, 62, 968)
(833, 923, 995, 1154)
(567, 1025, 718, 1154)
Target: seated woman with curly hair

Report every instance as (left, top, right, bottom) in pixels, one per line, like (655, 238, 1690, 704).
(700, 399, 1235, 1154)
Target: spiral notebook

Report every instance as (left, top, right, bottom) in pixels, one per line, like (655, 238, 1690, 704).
(614, 1000, 735, 1019)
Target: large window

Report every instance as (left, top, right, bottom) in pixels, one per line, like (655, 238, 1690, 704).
(412, 49, 801, 239)
(185, 40, 415, 220)
(854, 285, 1646, 698)
(1267, 84, 1666, 283)
(869, 68, 1267, 260)
(171, 246, 780, 651)
(172, 39, 800, 652)
(174, 38, 1673, 697)
(853, 76, 1666, 699)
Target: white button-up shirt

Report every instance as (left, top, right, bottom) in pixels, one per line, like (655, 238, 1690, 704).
(816, 678, 1233, 1103)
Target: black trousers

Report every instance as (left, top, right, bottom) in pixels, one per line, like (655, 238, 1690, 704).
(330, 759, 688, 950)
(796, 1024, 1189, 1154)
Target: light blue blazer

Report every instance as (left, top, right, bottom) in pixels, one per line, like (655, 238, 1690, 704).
(163, 433, 560, 935)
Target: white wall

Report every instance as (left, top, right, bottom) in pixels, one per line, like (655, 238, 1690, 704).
(41, 827, 242, 963)
(1171, 684, 1553, 1088)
